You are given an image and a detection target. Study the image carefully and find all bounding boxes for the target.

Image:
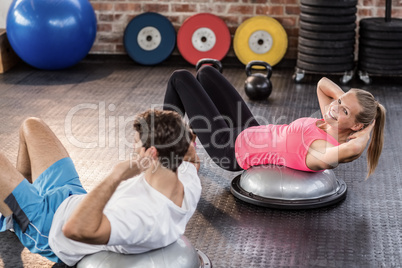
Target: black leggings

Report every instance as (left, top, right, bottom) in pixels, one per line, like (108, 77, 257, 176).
(163, 66, 259, 171)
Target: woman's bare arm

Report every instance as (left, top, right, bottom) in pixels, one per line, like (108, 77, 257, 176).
(317, 77, 345, 117)
(307, 122, 375, 170)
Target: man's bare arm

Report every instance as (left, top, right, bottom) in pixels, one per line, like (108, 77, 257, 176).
(62, 149, 151, 244)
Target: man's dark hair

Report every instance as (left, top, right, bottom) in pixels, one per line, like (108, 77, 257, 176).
(133, 109, 192, 172)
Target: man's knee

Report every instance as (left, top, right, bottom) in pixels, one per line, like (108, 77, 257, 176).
(20, 117, 48, 136)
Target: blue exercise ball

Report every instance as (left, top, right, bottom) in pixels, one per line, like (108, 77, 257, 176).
(6, 0, 97, 70)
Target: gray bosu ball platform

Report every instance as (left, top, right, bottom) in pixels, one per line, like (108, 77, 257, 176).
(77, 235, 211, 268)
(231, 165, 347, 209)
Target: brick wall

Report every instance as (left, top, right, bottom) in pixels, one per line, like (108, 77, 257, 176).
(89, 0, 402, 60)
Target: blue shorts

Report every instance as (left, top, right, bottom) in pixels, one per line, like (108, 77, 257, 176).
(0, 157, 87, 263)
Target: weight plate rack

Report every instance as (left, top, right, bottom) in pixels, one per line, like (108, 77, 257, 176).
(357, 0, 402, 84)
(294, 0, 358, 84)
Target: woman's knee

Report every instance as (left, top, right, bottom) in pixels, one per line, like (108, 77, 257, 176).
(196, 65, 219, 81)
(171, 69, 194, 81)
(169, 69, 201, 96)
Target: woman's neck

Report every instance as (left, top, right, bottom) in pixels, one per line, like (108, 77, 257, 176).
(318, 121, 353, 143)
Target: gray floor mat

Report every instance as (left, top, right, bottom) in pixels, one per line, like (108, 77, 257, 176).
(0, 57, 401, 267)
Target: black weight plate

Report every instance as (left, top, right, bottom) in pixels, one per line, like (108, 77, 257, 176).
(359, 45, 402, 56)
(359, 29, 402, 40)
(300, 20, 356, 32)
(359, 49, 402, 59)
(359, 60, 402, 70)
(359, 65, 402, 75)
(300, 14, 356, 25)
(299, 28, 355, 41)
(297, 59, 354, 72)
(298, 52, 354, 64)
(359, 38, 402, 48)
(359, 56, 402, 66)
(360, 18, 402, 32)
(300, 4, 357, 16)
(301, 0, 357, 7)
(298, 44, 354, 56)
(359, 60, 402, 71)
(299, 36, 355, 49)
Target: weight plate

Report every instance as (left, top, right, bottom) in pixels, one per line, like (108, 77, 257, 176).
(249, 30, 273, 54)
(137, 26, 161, 51)
(359, 38, 402, 48)
(177, 13, 231, 65)
(359, 52, 402, 60)
(233, 16, 288, 66)
(299, 36, 355, 49)
(300, 4, 357, 16)
(359, 29, 402, 40)
(124, 12, 176, 65)
(360, 18, 402, 32)
(298, 44, 354, 56)
(359, 56, 402, 66)
(300, 20, 356, 32)
(359, 62, 402, 75)
(359, 45, 402, 56)
(301, 0, 357, 7)
(300, 14, 356, 25)
(359, 49, 402, 59)
(297, 59, 354, 72)
(191, 27, 216, 52)
(359, 65, 402, 75)
(298, 52, 354, 64)
(299, 28, 356, 41)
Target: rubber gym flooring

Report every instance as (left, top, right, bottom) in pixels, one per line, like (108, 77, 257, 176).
(0, 55, 400, 268)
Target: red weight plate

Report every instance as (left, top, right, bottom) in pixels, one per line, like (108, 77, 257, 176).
(177, 13, 231, 65)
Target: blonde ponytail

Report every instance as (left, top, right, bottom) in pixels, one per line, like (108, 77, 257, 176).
(366, 103, 386, 178)
(350, 89, 386, 178)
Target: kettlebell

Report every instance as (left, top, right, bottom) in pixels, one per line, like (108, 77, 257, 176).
(244, 60, 272, 100)
(195, 58, 223, 73)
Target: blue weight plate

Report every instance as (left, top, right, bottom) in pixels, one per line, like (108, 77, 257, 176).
(124, 12, 176, 65)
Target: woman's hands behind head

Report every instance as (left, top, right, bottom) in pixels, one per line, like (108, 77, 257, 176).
(344, 120, 375, 161)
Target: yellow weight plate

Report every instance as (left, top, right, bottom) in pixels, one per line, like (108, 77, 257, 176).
(234, 16, 288, 66)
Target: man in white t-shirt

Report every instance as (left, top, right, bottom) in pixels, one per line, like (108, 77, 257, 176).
(0, 109, 201, 266)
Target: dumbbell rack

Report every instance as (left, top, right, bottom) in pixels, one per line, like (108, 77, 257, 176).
(293, 0, 357, 84)
(357, 0, 402, 84)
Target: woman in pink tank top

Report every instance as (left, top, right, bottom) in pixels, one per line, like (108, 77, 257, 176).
(163, 66, 386, 177)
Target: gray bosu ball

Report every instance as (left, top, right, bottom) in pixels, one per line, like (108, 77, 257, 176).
(231, 165, 347, 209)
(77, 235, 211, 268)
